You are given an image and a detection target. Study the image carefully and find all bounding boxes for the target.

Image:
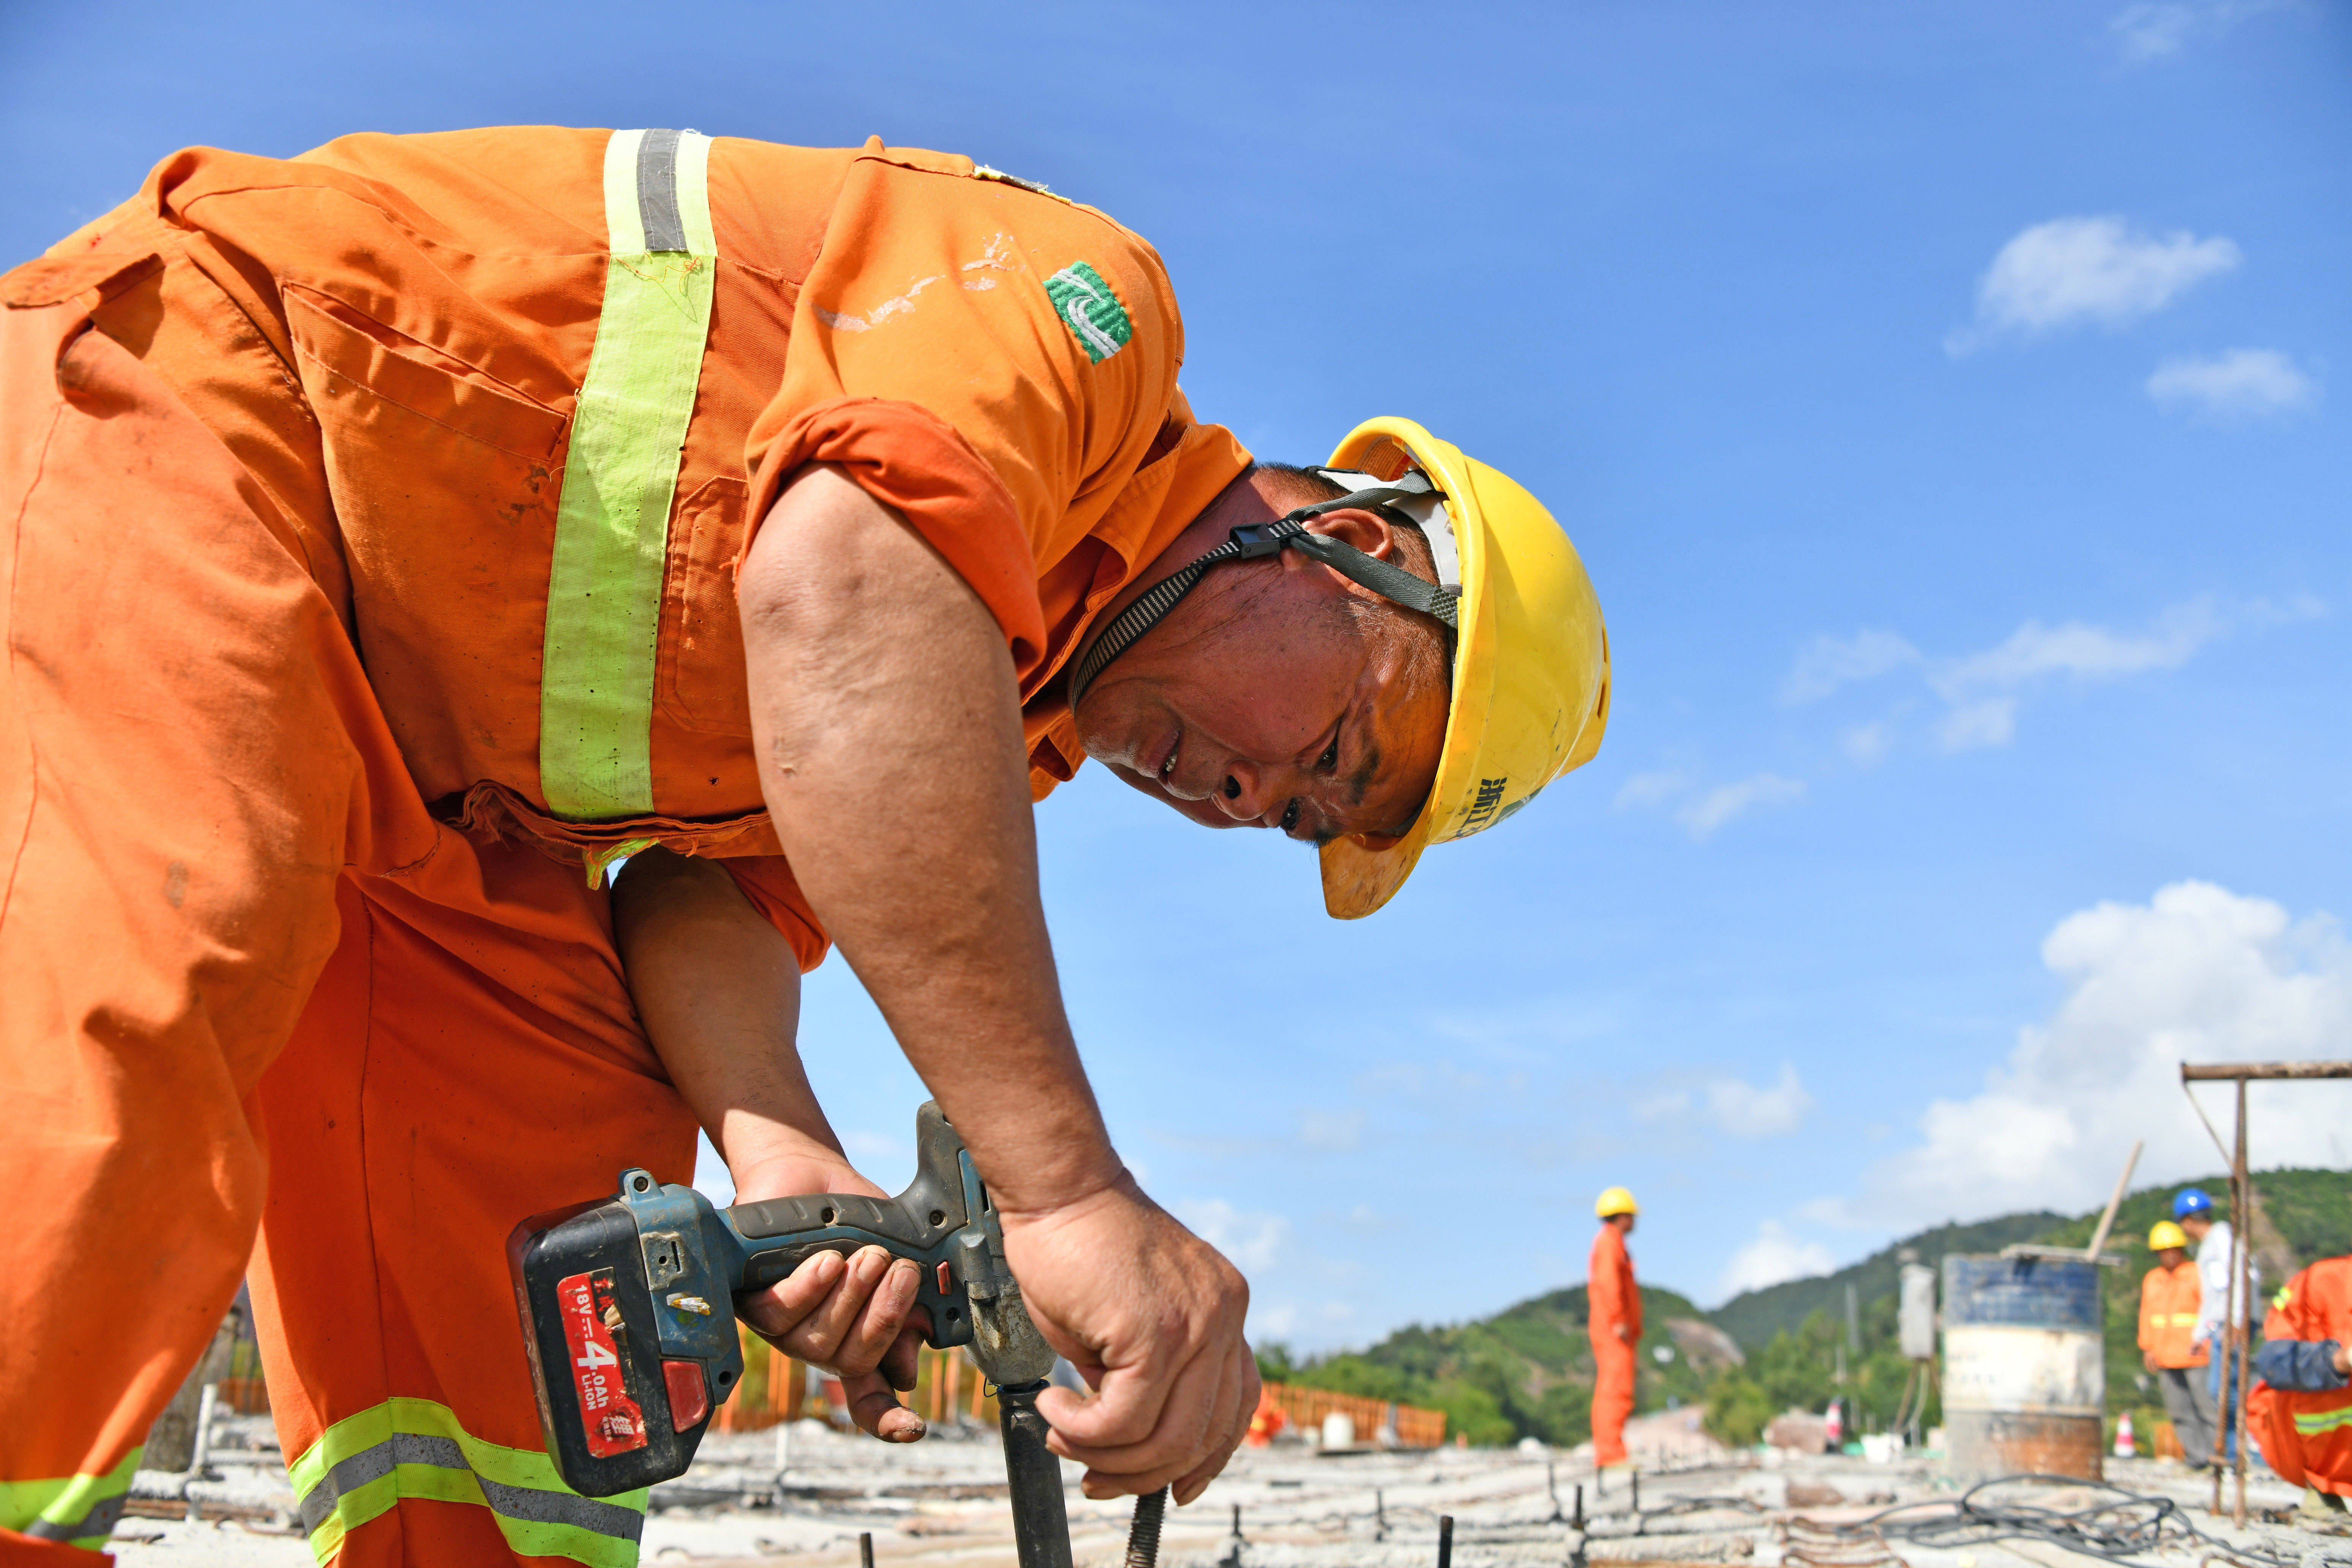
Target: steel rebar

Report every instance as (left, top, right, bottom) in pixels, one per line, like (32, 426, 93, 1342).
(1124, 1487, 1168, 1568)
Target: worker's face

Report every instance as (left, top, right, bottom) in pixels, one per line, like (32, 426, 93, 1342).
(1073, 482, 1448, 848)
(2179, 1214, 2212, 1241)
(1614, 1213, 1637, 1236)
(2158, 1247, 2186, 1267)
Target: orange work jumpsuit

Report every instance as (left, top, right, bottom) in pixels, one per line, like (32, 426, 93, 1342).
(2140, 1260, 2209, 1369)
(2139, 1257, 2213, 1462)
(2248, 1258, 2352, 1499)
(1588, 1222, 1641, 1467)
(0, 128, 1246, 1564)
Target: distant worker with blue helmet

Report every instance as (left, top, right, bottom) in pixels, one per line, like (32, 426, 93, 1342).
(2176, 1187, 2262, 1464)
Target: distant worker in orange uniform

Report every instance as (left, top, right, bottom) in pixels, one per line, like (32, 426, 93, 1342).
(2249, 1254, 2352, 1522)
(1589, 1186, 1643, 1471)
(2139, 1220, 2217, 1468)
(0, 128, 1612, 1563)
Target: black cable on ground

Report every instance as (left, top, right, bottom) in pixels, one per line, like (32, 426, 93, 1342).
(1802, 1473, 2323, 1568)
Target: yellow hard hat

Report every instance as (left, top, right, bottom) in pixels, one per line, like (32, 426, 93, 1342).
(1596, 1186, 1639, 1219)
(1317, 418, 1610, 919)
(2148, 1220, 2189, 1251)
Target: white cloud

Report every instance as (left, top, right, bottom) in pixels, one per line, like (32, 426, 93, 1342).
(2108, 0, 2291, 64)
(1841, 723, 1893, 767)
(1928, 606, 2220, 695)
(1863, 881, 2352, 1230)
(1927, 598, 2233, 750)
(1615, 769, 1692, 810)
(1799, 596, 2317, 756)
(1174, 1198, 1290, 1273)
(1618, 770, 1807, 841)
(1707, 1064, 1816, 1138)
(1784, 630, 1921, 703)
(1247, 1299, 1356, 1342)
(1715, 1221, 1837, 1302)
(1951, 217, 2238, 350)
(1642, 1064, 1815, 1139)
(1678, 774, 1805, 840)
(1299, 1107, 1366, 1152)
(1938, 601, 2225, 694)
(2109, 2, 2201, 58)
(1934, 698, 2017, 752)
(2148, 349, 2320, 420)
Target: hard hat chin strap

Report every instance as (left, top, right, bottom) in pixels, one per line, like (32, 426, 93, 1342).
(1064, 474, 1460, 710)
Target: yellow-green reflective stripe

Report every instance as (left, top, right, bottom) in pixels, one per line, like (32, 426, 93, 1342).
(2296, 1403, 2352, 1435)
(1, 1446, 140, 1548)
(540, 127, 718, 821)
(290, 1397, 646, 1566)
(586, 836, 658, 891)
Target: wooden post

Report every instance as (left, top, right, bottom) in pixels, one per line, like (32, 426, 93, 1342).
(2082, 1140, 2143, 1260)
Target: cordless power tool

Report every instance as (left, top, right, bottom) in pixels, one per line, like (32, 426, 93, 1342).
(508, 1103, 1071, 1566)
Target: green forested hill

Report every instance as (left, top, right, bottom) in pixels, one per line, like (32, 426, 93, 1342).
(1256, 1281, 1729, 1448)
(1266, 1168, 2352, 1449)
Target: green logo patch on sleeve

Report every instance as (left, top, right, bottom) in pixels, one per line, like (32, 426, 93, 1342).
(1044, 262, 1133, 364)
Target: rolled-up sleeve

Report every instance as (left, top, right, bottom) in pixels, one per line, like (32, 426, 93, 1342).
(741, 145, 1185, 684)
(2254, 1338, 2348, 1392)
(717, 855, 831, 974)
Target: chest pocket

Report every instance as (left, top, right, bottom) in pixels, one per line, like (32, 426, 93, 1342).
(656, 476, 754, 737)
(282, 283, 570, 803)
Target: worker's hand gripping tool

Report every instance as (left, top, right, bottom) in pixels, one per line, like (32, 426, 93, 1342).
(507, 1102, 1063, 1550)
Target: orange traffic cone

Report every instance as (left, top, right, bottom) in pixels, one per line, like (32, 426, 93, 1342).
(2114, 1411, 2136, 1458)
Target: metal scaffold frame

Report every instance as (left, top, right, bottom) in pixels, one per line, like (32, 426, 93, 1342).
(2176, 1057, 2352, 1528)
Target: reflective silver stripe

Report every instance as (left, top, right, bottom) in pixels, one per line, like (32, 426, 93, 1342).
(295, 1432, 643, 1542)
(298, 1437, 398, 1534)
(475, 1473, 643, 1533)
(636, 128, 688, 253)
(22, 1491, 126, 1543)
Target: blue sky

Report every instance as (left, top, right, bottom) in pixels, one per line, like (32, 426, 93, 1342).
(9, 1, 2347, 1350)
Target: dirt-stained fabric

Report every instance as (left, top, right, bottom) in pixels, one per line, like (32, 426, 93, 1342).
(0, 128, 1249, 1564)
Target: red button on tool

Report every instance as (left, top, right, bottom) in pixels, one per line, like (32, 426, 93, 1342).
(936, 1261, 952, 1294)
(663, 1360, 710, 1430)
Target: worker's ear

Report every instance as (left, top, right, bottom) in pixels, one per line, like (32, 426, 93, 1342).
(1298, 507, 1404, 560)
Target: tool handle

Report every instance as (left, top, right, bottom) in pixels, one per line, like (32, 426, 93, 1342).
(997, 1379, 1074, 1568)
(718, 1100, 995, 1349)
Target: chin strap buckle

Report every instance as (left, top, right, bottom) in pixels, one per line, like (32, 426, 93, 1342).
(1226, 520, 1304, 559)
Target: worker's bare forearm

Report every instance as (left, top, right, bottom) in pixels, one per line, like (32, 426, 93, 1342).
(738, 464, 1121, 1216)
(610, 847, 850, 1185)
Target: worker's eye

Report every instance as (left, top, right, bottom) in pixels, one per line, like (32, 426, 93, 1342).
(1280, 798, 1302, 833)
(1317, 737, 1340, 772)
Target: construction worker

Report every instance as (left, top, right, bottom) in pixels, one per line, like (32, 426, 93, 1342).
(2139, 1220, 2216, 1467)
(1589, 1187, 1642, 1471)
(2177, 1187, 2261, 1465)
(2248, 1253, 2352, 1521)
(0, 127, 1610, 1563)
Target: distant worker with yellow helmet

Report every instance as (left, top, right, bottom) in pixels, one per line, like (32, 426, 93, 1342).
(1590, 1187, 1644, 1469)
(2, 124, 1609, 1563)
(2141, 1220, 2218, 1467)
